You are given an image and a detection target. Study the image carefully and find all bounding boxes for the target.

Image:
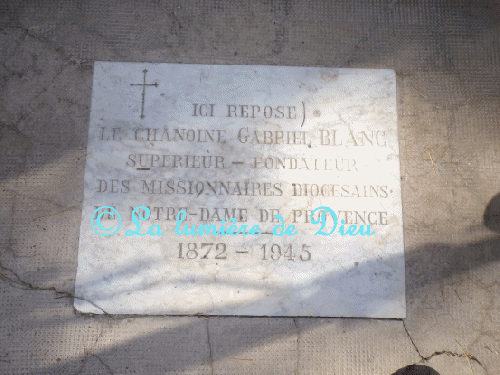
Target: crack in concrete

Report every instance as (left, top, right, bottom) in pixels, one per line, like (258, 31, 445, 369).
(0, 120, 35, 148)
(74, 353, 114, 375)
(0, 260, 113, 318)
(0, 252, 493, 375)
(24, 30, 93, 69)
(2, 38, 70, 120)
(293, 318, 301, 375)
(401, 319, 489, 374)
(0, 263, 224, 318)
(402, 319, 423, 358)
(0, 266, 493, 375)
(32, 205, 77, 221)
(205, 318, 214, 375)
(421, 350, 488, 375)
(73, 356, 89, 375)
(1, 28, 91, 136)
(91, 354, 114, 375)
(74, 322, 108, 374)
(1, 28, 29, 63)
(1, 187, 73, 211)
(88, 323, 106, 353)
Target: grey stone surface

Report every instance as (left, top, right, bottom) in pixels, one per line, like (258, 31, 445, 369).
(1, 0, 499, 374)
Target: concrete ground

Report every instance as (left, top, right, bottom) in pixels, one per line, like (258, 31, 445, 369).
(1, 1, 499, 374)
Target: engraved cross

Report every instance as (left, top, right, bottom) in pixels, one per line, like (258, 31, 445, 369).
(130, 69, 158, 119)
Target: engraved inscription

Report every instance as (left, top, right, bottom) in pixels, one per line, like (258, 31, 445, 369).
(130, 69, 159, 119)
(76, 63, 404, 318)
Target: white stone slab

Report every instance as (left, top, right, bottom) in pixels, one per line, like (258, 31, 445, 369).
(75, 62, 405, 317)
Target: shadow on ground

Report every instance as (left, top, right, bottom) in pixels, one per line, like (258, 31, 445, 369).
(391, 365, 440, 375)
(0, 0, 498, 372)
(21, 197, 500, 373)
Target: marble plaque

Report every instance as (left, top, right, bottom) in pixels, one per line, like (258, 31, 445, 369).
(75, 62, 405, 318)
